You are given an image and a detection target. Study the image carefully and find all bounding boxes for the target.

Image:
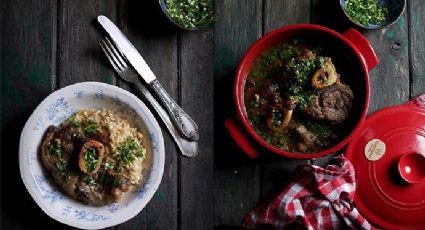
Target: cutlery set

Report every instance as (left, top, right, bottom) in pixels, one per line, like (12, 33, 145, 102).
(97, 15, 199, 157)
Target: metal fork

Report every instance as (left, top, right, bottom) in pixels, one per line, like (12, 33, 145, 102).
(100, 37, 198, 157)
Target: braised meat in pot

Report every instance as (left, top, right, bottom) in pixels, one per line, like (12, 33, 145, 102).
(244, 39, 354, 153)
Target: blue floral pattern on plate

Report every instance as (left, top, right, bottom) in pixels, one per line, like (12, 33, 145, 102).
(74, 90, 84, 99)
(34, 175, 64, 204)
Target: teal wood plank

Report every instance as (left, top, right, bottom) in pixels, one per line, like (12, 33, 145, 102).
(0, 0, 68, 229)
(365, 12, 410, 113)
(57, 0, 117, 87)
(264, 0, 311, 31)
(214, 0, 262, 226)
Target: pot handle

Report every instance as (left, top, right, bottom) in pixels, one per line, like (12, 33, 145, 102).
(342, 28, 378, 72)
(224, 118, 260, 158)
(405, 94, 425, 108)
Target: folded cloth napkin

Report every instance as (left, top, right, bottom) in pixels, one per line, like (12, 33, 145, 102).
(242, 156, 377, 230)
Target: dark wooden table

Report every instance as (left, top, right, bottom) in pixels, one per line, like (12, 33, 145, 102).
(1, 0, 424, 229)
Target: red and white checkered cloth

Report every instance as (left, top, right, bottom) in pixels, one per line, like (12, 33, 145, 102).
(242, 156, 378, 230)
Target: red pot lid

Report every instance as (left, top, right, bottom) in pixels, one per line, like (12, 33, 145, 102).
(345, 98, 425, 230)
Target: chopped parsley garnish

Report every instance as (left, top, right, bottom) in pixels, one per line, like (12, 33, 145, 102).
(113, 137, 145, 166)
(286, 57, 325, 90)
(111, 177, 120, 186)
(344, 0, 388, 26)
(271, 109, 283, 127)
(283, 57, 324, 108)
(294, 93, 315, 109)
(104, 162, 115, 170)
(56, 161, 67, 173)
(66, 114, 82, 128)
(84, 175, 97, 186)
(84, 148, 99, 172)
(49, 138, 63, 157)
(165, 0, 213, 29)
(84, 120, 98, 135)
(55, 161, 67, 178)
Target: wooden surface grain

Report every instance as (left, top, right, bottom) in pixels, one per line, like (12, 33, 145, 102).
(213, 0, 262, 226)
(409, 0, 425, 98)
(180, 30, 214, 230)
(1, 0, 425, 229)
(58, 0, 117, 87)
(365, 12, 410, 113)
(1, 1, 62, 229)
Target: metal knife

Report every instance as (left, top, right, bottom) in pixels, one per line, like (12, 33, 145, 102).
(97, 15, 199, 142)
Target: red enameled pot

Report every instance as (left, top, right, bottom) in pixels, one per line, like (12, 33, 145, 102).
(225, 24, 379, 159)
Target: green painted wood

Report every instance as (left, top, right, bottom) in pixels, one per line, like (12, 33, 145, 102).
(0, 0, 69, 229)
(57, 0, 117, 87)
(409, 0, 425, 98)
(180, 30, 214, 230)
(365, 13, 410, 113)
(260, 0, 312, 199)
(213, 0, 262, 226)
(114, 1, 179, 229)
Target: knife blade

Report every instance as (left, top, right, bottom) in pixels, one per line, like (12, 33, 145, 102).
(97, 15, 199, 142)
(97, 15, 156, 83)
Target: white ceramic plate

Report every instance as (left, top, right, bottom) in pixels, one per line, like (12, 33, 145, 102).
(19, 82, 165, 229)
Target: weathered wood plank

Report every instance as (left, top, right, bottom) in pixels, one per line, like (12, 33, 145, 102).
(409, 0, 425, 98)
(264, 0, 311, 31)
(365, 12, 410, 113)
(58, 0, 117, 87)
(0, 0, 67, 229)
(261, 0, 312, 199)
(311, 0, 352, 32)
(115, 0, 179, 229)
(180, 30, 214, 230)
(214, 0, 262, 226)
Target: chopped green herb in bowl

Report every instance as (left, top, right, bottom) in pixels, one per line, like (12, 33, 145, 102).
(160, 0, 214, 30)
(340, 0, 406, 29)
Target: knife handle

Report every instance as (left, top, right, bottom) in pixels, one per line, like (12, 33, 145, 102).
(132, 80, 198, 157)
(150, 79, 199, 141)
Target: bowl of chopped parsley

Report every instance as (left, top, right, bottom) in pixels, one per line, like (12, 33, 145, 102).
(340, 0, 405, 29)
(159, 0, 214, 30)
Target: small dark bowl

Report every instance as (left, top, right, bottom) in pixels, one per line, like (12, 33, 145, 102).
(339, 0, 406, 30)
(158, 0, 213, 31)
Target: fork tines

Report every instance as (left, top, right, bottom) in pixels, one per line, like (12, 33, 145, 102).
(99, 37, 127, 73)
